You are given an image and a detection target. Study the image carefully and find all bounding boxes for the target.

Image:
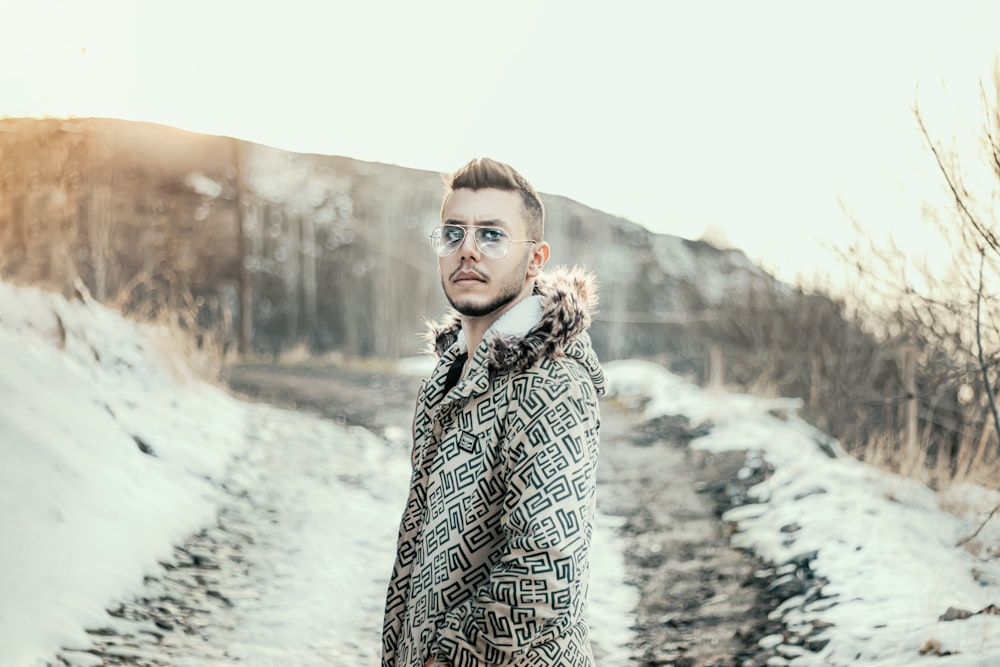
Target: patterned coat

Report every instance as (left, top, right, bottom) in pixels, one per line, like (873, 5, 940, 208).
(381, 266, 607, 667)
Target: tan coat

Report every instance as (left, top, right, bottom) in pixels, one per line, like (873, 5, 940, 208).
(381, 267, 606, 667)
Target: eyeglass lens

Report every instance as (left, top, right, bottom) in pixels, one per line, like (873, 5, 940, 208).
(433, 226, 509, 258)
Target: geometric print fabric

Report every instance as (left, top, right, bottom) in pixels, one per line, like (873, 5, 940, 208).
(382, 336, 604, 667)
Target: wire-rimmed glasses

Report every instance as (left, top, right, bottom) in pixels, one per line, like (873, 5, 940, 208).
(429, 225, 536, 260)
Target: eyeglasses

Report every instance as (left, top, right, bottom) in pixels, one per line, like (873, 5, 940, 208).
(429, 225, 536, 260)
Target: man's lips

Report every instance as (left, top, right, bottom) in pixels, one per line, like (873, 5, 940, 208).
(452, 270, 487, 284)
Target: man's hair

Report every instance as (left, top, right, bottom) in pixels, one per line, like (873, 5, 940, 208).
(443, 157, 545, 240)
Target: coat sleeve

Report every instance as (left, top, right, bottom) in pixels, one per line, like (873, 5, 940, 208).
(428, 375, 600, 664)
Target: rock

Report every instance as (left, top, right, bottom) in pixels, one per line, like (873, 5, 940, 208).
(804, 636, 830, 652)
(938, 607, 973, 621)
(132, 434, 156, 456)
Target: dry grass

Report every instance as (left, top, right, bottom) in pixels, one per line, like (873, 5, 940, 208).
(238, 346, 408, 374)
(320, 352, 410, 374)
(108, 276, 228, 385)
(859, 424, 1000, 493)
(948, 417, 1000, 490)
(142, 313, 228, 385)
(742, 376, 783, 402)
(276, 342, 312, 364)
(860, 432, 934, 487)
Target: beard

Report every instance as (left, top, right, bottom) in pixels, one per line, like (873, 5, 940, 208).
(442, 255, 529, 318)
(445, 283, 522, 317)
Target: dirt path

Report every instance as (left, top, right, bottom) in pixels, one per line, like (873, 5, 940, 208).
(223, 361, 779, 667)
(222, 361, 423, 437)
(53, 361, 778, 666)
(597, 405, 778, 666)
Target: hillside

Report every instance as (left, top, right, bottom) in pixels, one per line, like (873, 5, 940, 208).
(0, 116, 775, 362)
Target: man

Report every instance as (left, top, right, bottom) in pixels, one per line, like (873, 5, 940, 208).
(381, 158, 606, 667)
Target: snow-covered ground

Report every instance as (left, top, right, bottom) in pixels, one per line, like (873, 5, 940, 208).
(604, 360, 1000, 667)
(0, 282, 636, 667)
(4, 279, 999, 666)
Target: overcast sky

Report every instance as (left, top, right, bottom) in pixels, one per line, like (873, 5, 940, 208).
(3, 0, 1000, 286)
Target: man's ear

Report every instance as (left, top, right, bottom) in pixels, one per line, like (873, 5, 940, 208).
(526, 241, 550, 278)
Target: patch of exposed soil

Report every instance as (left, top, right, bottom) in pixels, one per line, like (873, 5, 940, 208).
(221, 361, 423, 437)
(597, 405, 785, 666)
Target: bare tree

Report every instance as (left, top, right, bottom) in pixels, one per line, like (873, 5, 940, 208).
(822, 64, 1000, 492)
(231, 138, 252, 355)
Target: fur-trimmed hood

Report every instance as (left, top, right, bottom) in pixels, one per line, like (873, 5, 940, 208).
(427, 265, 606, 395)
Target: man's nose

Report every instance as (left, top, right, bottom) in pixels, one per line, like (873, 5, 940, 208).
(458, 230, 481, 259)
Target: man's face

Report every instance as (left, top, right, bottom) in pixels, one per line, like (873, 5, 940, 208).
(438, 188, 539, 318)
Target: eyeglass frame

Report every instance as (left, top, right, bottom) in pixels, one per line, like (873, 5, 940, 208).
(429, 224, 537, 260)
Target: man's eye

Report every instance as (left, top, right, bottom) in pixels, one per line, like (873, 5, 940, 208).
(478, 228, 505, 243)
(443, 227, 465, 242)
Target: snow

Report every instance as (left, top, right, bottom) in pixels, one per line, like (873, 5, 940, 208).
(6, 275, 997, 666)
(604, 359, 1000, 666)
(0, 283, 636, 666)
(0, 282, 249, 666)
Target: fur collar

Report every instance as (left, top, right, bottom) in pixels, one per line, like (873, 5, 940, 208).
(427, 265, 599, 373)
